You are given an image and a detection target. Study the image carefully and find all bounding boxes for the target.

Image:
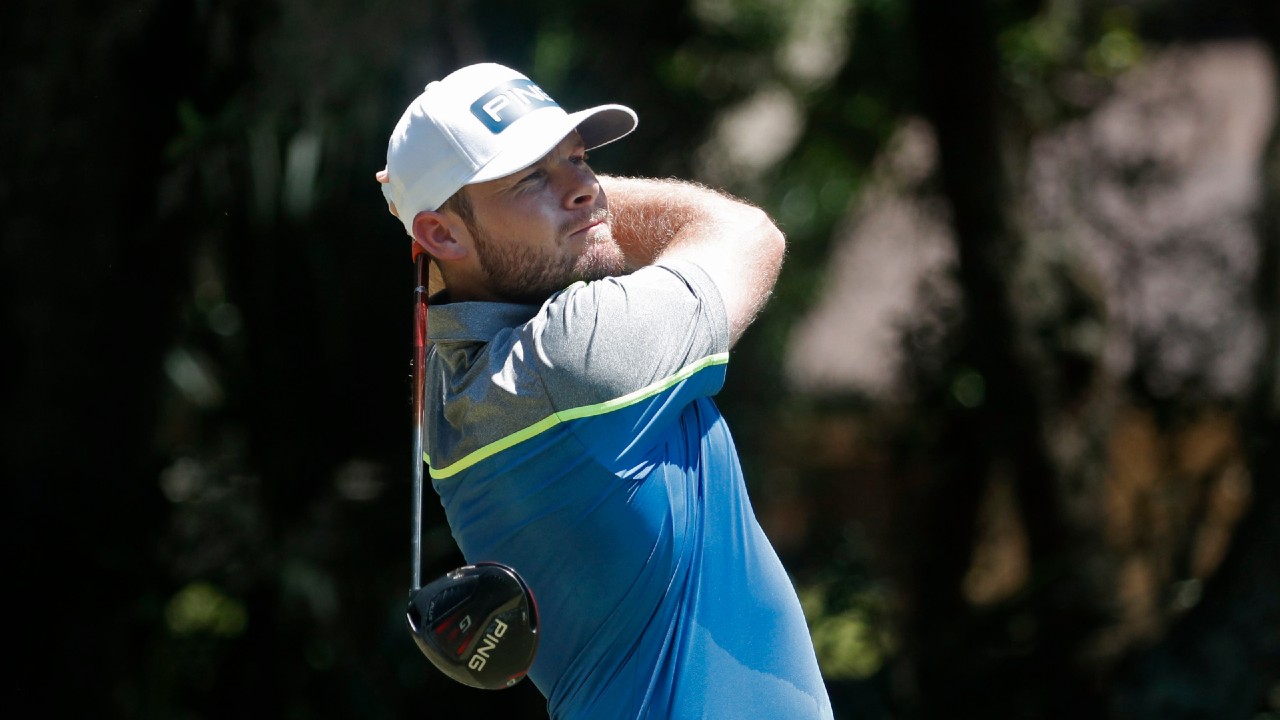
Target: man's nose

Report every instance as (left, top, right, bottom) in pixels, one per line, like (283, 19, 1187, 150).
(562, 164, 598, 209)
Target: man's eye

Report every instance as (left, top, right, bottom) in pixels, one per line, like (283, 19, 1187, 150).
(572, 153, 590, 165)
(521, 169, 547, 184)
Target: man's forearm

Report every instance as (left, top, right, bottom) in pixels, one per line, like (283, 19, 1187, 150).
(600, 174, 785, 345)
(601, 175, 711, 268)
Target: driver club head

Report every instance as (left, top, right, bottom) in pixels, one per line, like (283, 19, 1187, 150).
(406, 562, 539, 690)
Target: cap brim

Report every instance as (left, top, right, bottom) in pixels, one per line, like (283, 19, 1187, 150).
(572, 104, 638, 152)
(469, 104, 637, 186)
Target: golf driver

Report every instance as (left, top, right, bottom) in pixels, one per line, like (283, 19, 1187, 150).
(404, 249, 540, 690)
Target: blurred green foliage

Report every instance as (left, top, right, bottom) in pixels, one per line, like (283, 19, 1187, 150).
(166, 582, 249, 638)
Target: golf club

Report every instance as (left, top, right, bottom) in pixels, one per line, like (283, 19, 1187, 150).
(404, 249, 540, 690)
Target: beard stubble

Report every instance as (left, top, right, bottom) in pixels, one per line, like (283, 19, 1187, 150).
(470, 209, 628, 305)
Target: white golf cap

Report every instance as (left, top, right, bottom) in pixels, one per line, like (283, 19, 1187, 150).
(383, 62, 638, 235)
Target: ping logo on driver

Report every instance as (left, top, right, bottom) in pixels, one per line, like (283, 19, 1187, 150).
(467, 618, 510, 671)
(471, 80, 559, 133)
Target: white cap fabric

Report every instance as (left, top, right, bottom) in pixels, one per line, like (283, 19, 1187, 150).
(384, 62, 638, 235)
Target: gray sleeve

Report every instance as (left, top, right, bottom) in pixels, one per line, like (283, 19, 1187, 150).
(527, 259, 730, 410)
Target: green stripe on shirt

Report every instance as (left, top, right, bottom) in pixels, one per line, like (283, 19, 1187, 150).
(425, 352, 729, 479)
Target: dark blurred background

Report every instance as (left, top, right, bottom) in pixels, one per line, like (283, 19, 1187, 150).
(3, 0, 1277, 717)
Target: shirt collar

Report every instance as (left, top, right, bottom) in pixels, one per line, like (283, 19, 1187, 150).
(427, 298, 542, 343)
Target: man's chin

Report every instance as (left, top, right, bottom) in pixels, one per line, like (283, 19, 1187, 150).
(574, 244, 628, 282)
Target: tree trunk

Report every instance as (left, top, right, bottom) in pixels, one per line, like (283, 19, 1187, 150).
(899, 1, 1116, 717)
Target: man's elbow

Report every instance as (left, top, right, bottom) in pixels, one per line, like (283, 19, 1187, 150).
(746, 206, 786, 267)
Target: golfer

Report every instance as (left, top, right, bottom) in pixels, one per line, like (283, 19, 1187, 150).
(379, 62, 833, 719)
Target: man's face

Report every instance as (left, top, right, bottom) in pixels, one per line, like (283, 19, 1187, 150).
(456, 132, 627, 304)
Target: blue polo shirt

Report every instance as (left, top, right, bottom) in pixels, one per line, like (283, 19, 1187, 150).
(424, 260, 832, 719)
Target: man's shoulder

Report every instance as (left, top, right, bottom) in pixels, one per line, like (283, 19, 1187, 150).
(525, 261, 729, 399)
(539, 261, 726, 347)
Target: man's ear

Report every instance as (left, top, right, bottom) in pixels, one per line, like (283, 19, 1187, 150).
(411, 210, 469, 261)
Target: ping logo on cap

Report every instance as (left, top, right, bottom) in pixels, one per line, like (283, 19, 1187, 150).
(471, 80, 560, 133)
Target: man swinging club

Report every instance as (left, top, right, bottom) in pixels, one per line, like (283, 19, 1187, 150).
(378, 62, 833, 719)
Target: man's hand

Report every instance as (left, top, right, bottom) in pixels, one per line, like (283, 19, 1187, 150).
(377, 168, 446, 292)
(376, 169, 400, 218)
